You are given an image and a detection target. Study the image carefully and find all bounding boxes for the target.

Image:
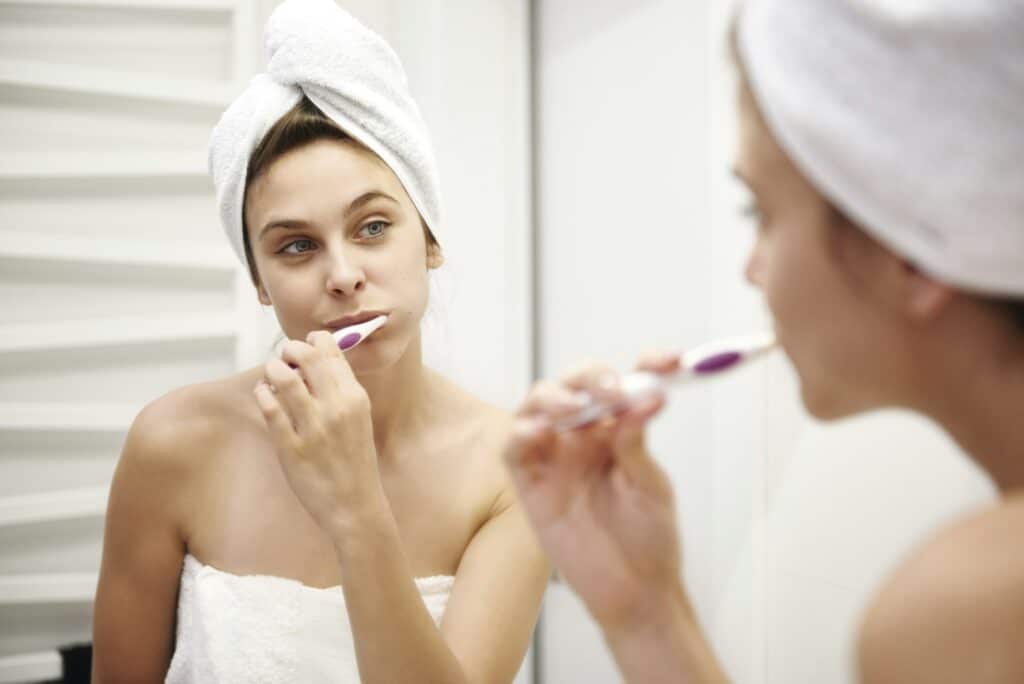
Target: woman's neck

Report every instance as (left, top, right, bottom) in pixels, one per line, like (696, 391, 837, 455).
(355, 333, 438, 458)
(913, 323, 1024, 493)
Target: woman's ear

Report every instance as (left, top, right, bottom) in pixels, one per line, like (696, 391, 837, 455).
(427, 243, 444, 270)
(903, 263, 955, 322)
(834, 218, 954, 323)
(256, 280, 272, 306)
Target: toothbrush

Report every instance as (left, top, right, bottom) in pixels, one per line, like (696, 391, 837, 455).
(556, 331, 778, 431)
(287, 315, 388, 369)
(333, 314, 388, 351)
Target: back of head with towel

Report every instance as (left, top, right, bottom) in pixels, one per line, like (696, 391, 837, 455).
(503, 1, 1024, 682)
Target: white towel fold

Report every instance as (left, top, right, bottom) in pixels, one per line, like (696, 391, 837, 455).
(209, 0, 442, 268)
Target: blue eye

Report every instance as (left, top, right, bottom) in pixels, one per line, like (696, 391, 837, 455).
(741, 201, 764, 223)
(734, 177, 763, 225)
(359, 221, 388, 239)
(280, 238, 316, 255)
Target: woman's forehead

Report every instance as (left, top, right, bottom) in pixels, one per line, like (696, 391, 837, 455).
(737, 86, 786, 184)
(265, 140, 393, 188)
(243, 141, 407, 232)
(248, 141, 403, 213)
(737, 82, 824, 207)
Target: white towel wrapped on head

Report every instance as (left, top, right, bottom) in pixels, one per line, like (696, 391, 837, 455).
(738, 0, 1024, 297)
(209, 0, 442, 268)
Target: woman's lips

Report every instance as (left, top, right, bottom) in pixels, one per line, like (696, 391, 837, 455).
(323, 310, 387, 331)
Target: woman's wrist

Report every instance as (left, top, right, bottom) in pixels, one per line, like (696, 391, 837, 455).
(600, 581, 727, 684)
(600, 578, 694, 643)
(323, 480, 393, 546)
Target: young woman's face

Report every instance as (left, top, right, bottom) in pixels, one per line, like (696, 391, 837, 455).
(735, 79, 910, 419)
(244, 139, 441, 374)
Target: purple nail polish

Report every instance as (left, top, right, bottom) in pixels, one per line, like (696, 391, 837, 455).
(693, 351, 742, 374)
(338, 333, 361, 351)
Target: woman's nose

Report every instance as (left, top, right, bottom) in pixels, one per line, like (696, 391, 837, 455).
(325, 248, 366, 296)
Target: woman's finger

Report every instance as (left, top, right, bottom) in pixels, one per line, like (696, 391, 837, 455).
(634, 349, 682, 375)
(504, 415, 557, 471)
(263, 357, 314, 433)
(504, 416, 590, 525)
(278, 339, 314, 384)
(613, 393, 665, 452)
(517, 380, 590, 420)
(303, 331, 358, 399)
(560, 360, 625, 405)
(610, 393, 671, 488)
(253, 381, 301, 450)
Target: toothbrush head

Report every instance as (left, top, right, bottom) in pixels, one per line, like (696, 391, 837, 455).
(691, 351, 743, 374)
(682, 331, 777, 375)
(333, 314, 388, 352)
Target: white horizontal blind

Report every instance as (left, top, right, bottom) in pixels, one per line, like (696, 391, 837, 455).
(0, 1, 263, 680)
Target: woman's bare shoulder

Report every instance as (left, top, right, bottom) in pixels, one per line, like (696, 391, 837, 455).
(429, 370, 514, 438)
(121, 367, 264, 473)
(464, 398, 517, 509)
(427, 372, 515, 499)
(857, 495, 1024, 683)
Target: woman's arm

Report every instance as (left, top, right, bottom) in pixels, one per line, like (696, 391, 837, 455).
(503, 354, 731, 684)
(332, 483, 549, 684)
(600, 582, 727, 684)
(254, 332, 549, 683)
(438, 486, 550, 683)
(91, 402, 190, 684)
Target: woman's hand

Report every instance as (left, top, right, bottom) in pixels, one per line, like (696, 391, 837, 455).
(253, 331, 383, 535)
(504, 351, 686, 630)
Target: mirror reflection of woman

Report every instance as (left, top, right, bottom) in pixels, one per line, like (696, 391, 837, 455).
(505, 2, 1024, 682)
(92, 2, 548, 682)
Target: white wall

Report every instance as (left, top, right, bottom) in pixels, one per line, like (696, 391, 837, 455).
(534, 1, 996, 683)
(534, 1, 719, 681)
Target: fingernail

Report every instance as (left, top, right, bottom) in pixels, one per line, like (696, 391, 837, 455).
(598, 374, 620, 392)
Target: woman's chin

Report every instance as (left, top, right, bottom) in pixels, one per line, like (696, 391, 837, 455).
(799, 379, 879, 422)
(346, 337, 406, 376)
(795, 372, 846, 421)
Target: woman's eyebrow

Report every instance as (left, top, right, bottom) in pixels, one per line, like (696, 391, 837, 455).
(344, 191, 400, 218)
(259, 218, 309, 240)
(258, 191, 400, 240)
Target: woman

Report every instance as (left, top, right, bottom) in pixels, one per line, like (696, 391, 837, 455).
(91, 1, 548, 682)
(504, 1, 1024, 682)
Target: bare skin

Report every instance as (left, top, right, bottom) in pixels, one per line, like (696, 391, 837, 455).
(503, 70, 1024, 683)
(92, 139, 550, 683)
(154, 366, 514, 588)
